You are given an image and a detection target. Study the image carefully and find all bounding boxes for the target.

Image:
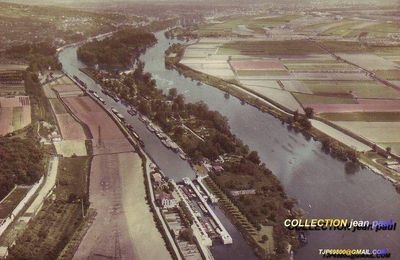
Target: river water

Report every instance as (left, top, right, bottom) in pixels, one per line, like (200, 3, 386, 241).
(58, 32, 400, 260)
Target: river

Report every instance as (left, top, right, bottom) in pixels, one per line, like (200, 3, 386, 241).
(58, 31, 400, 260)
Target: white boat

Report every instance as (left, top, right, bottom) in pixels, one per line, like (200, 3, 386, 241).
(161, 139, 171, 148)
(111, 108, 118, 114)
(147, 123, 155, 132)
(116, 113, 125, 122)
(179, 153, 187, 160)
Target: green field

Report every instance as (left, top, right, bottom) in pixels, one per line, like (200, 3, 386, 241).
(293, 93, 356, 105)
(49, 98, 67, 114)
(302, 80, 400, 99)
(12, 107, 23, 130)
(317, 40, 368, 53)
(219, 40, 371, 57)
(319, 112, 400, 122)
(322, 21, 360, 37)
(365, 22, 400, 34)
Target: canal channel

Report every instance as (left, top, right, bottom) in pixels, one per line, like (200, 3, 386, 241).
(58, 31, 400, 260)
(58, 46, 259, 260)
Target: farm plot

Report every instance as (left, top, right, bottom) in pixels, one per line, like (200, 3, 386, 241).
(338, 53, 399, 70)
(306, 99, 400, 113)
(390, 81, 400, 88)
(244, 85, 303, 112)
(181, 58, 235, 79)
(0, 96, 31, 135)
(363, 22, 400, 38)
(0, 107, 12, 135)
(319, 112, 400, 122)
(52, 84, 83, 98)
(0, 186, 30, 220)
(199, 15, 299, 35)
(49, 98, 67, 114)
(240, 79, 282, 89)
(280, 54, 336, 62)
(334, 121, 400, 144)
(230, 59, 286, 71)
(219, 40, 325, 57)
(0, 84, 25, 96)
(236, 70, 289, 77)
(373, 70, 400, 80)
(54, 140, 87, 157)
(197, 68, 235, 79)
(291, 72, 370, 81)
(62, 96, 133, 155)
(0, 64, 28, 71)
(293, 93, 356, 105)
(184, 49, 216, 58)
(310, 120, 370, 152)
(317, 41, 368, 53)
(42, 84, 57, 99)
(55, 113, 86, 140)
(284, 62, 358, 72)
(301, 80, 400, 99)
(238, 74, 293, 81)
(280, 80, 312, 94)
(321, 21, 362, 37)
(44, 76, 83, 98)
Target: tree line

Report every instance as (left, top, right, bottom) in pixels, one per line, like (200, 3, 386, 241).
(0, 137, 44, 200)
(77, 28, 157, 69)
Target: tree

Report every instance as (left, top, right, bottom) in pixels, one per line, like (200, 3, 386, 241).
(179, 228, 195, 244)
(304, 107, 314, 118)
(298, 117, 312, 130)
(168, 88, 178, 100)
(293, 110, 299, 122)
(247, 151, 261, 165)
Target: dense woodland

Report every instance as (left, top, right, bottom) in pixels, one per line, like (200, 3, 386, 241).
(3, 42, 61, 72)
(0, 137, 44, 200)
(77, 28, 157, 69)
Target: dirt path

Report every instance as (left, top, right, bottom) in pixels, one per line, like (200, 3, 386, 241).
(119, 152, 172, 260)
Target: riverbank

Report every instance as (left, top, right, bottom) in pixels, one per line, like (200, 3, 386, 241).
(166, 44, 400, 188)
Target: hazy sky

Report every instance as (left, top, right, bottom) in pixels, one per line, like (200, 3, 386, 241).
(1, 0, 399, 6)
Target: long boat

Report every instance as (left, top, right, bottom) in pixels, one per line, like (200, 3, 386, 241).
(73, 75, 87, 88)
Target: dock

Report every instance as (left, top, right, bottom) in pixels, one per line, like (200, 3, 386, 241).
(196, 176, 219, 204)
(182, 178, 233, 244)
